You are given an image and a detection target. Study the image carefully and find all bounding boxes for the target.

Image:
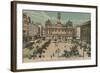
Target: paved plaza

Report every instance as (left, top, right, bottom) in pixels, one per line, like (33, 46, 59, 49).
(23, 40, 90, 62)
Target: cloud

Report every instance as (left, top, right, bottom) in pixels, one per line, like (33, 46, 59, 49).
(23, 11, 53, 25)
(23, 10, 90, 26)
(41, 12, 51, 19)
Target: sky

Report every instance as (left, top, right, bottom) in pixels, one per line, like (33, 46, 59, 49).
(23, 10, 91, 26)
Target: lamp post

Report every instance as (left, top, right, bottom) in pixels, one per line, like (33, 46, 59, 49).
(57, 48, 60, 57)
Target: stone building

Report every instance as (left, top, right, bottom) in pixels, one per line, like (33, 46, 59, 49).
(80, 21, 91, 44)
(44, 13, 76, 42)
(28, 23, 39, 41)
(23, 13, 31, 42)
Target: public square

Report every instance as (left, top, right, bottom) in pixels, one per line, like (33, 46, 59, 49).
(23, 38, 91, 62)
(23, 11, 91, 62)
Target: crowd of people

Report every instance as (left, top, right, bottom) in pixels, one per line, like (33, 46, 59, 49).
(23, 38, 51, 59)
(23, 38, 91, 61)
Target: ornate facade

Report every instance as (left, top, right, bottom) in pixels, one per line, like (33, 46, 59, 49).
(44, 13, 76, 42)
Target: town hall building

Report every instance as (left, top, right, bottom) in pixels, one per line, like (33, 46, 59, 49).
(43, 13, 76, 42)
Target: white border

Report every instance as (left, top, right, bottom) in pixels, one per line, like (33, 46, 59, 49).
(17, 3, 96, 69)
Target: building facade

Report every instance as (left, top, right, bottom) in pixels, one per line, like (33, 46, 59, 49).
(44, 13, 76, 42)
(28, 24, 39, 41)
(80, 21, 91, 44)
(23, 13, 31, 42)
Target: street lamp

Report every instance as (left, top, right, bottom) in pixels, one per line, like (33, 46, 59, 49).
(57, 48, 60, 57)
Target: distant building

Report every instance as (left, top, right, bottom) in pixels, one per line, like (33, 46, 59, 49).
(44, 12, 75, 42)
(23, 13, 30, 42)
(38, 25, 43, 37)
(80, 21, 91, 44)
(75, 26, 81, 40)
(28, 24, 39, 41)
